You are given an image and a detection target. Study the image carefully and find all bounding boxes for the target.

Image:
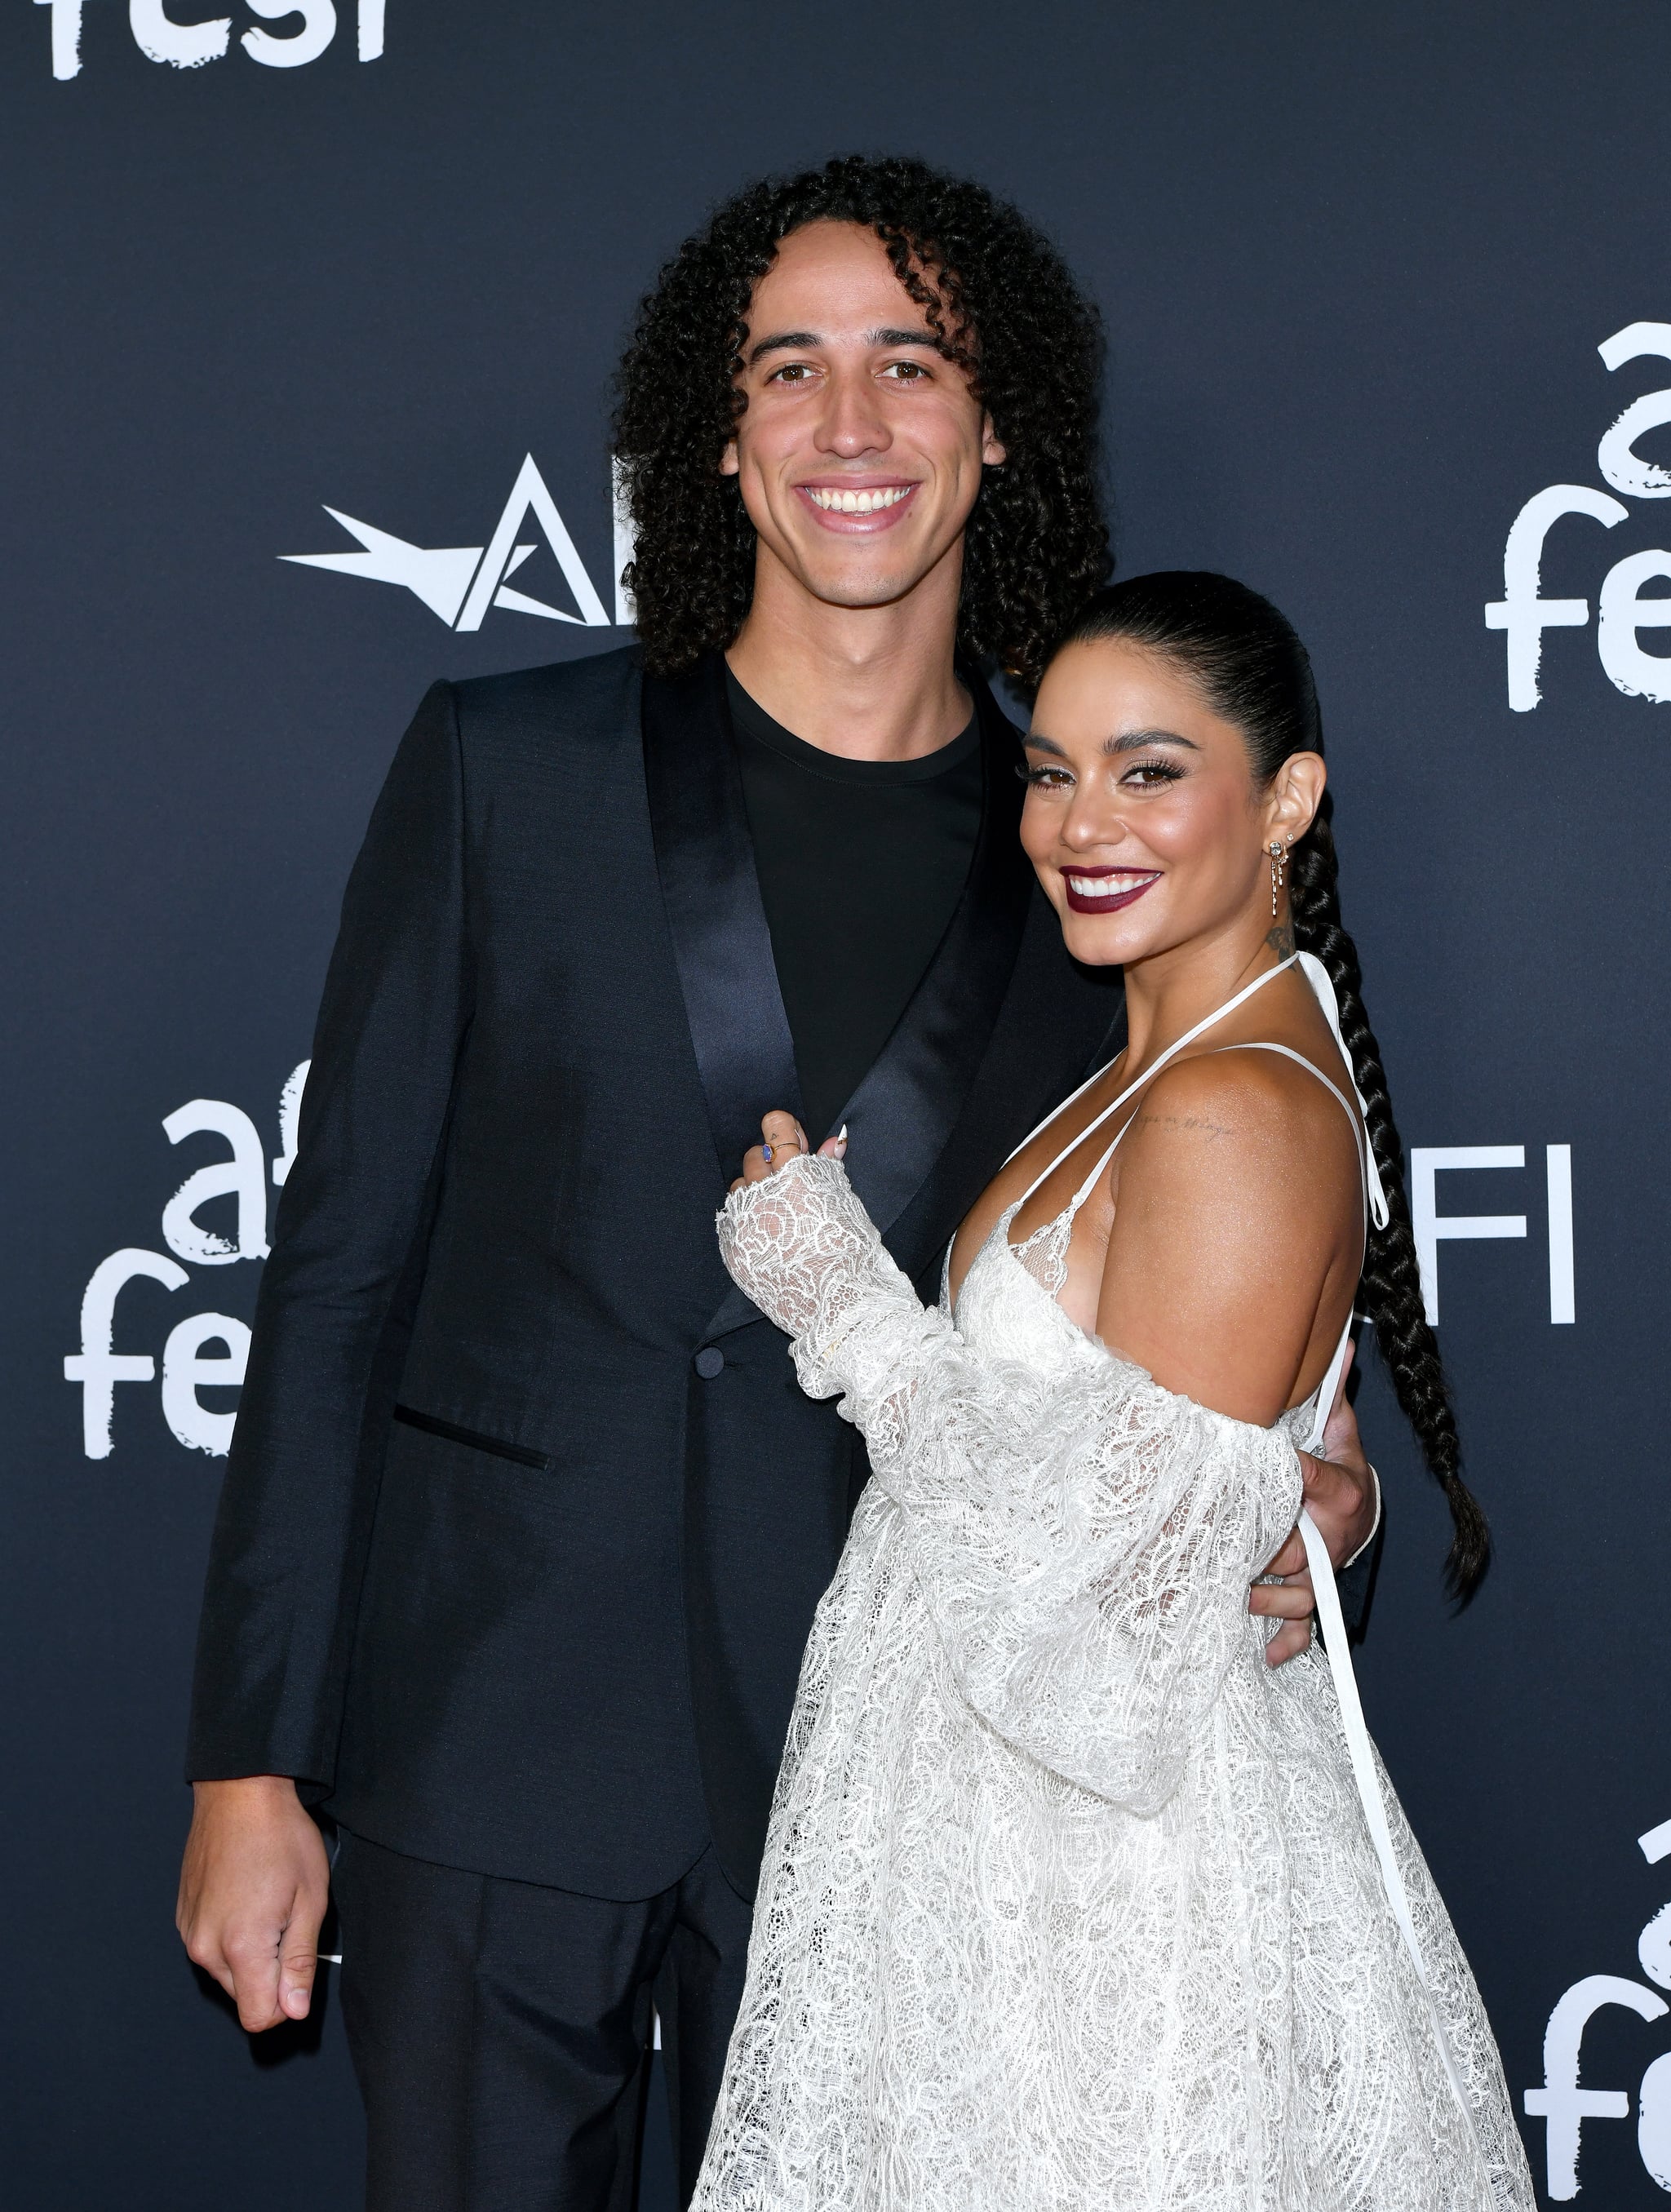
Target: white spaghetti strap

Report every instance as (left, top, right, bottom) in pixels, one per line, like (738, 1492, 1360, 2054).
(1296, 953, 1390, 1230)
(1298, 1513, 1479, 2135)
(1210, 1040, 1359, 1141)
(1011, 955, 1303, 1217)
(1210, 1041, 1364, 1453)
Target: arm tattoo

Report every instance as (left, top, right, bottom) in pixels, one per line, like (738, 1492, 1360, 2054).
(1134, 1110, 1235, 1143)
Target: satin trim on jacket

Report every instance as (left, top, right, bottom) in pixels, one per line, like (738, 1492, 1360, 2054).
(644, 654, 1035, 1340)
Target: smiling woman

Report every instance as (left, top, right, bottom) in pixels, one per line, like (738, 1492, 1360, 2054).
(697, 569, 1530, 2212)
(1019, 574, 1487, 1596)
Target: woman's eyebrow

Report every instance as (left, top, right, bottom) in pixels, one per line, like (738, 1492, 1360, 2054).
(1022, 728, 1201, 757)
(1107, 728, 1200, 753)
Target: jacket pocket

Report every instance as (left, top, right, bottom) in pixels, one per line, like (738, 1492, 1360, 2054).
(392, 1404, 554, 1471)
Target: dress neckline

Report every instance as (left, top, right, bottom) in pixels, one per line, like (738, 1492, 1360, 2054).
(966, 951, 1378, 1443)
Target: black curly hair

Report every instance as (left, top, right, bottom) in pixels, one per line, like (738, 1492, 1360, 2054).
(1056, 573, 1490, 1602)
(613, 154, 1110, 687)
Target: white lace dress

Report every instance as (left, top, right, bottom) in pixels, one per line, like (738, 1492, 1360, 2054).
(693, 1128, 1534, 2209)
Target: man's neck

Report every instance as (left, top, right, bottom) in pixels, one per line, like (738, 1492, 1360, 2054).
(724, 553, 971, 764)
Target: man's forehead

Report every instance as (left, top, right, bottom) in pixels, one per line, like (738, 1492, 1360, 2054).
(750, 220, 930, 316)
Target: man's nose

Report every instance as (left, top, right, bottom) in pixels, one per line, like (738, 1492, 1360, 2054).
(814, 364, 892, 458)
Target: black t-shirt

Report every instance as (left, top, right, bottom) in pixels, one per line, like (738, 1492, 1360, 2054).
(727, 668, 984, 1144)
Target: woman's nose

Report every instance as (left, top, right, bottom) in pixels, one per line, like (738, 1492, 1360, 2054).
(1062, 796, 1128, 850)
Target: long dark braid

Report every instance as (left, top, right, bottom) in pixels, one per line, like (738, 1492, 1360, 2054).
(1288, 803, 1488, 1597)
(1055, 573, 1489, 1598)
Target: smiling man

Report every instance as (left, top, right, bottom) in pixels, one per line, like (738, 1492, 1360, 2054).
(176, 156, 1376, 2212)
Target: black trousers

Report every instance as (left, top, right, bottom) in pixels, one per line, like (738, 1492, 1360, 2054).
(333, 1827, 754, 2212)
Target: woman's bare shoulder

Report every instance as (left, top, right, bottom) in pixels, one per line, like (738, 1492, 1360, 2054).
(1116, 1046, 1359, 1196)
(1097, 1050, 1361, 1419)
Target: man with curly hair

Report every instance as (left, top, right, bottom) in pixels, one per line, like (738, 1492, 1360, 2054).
(178, 154, 1371, 2210)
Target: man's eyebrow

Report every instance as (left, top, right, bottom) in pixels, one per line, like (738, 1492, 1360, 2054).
(746, 325, 942, 365)
(747, 330, 821, 364)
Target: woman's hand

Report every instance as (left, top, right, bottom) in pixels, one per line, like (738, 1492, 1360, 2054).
(717, 1114, 878, 1345)
(730, 1110, 848, 1193)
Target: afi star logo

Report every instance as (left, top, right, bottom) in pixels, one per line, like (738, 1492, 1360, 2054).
(281, 455, 635, 631)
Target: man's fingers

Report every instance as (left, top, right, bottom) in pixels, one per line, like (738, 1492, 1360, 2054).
(278, 1887, 326, 2021)
(1248, 1572, 1315, 1620)
(1259, 1526, 1308, 1580)
(222, 1925, 286, 2032)
(1252, 1520, 1318, 1660)
(1265, 1618, 1314, 1667)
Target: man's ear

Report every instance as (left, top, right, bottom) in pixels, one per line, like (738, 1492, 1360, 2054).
(982, 412, 1007, 468)
(720, 439, 740, 478)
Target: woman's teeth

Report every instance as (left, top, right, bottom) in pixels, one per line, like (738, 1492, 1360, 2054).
(805, 485, 912, 513)
(1066, 872, 1154, 898)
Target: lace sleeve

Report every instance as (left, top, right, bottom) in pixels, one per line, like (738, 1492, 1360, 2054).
(718, 1155, 1303, 1813)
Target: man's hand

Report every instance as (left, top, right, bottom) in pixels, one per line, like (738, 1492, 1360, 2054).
(176, 1775, 330, 2030)
(1250, 1344, 1376, 1668)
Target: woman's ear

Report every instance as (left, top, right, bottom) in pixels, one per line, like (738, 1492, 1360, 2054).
(982, 412, 1007, 467)
(1267, 751, 1327, 847)
(719, 438, 740, 478)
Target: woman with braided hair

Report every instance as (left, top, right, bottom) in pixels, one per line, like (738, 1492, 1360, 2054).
(700, 572, 1531, 2209)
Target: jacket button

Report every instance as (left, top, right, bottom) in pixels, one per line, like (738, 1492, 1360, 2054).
(694, 1347, 725, 1380)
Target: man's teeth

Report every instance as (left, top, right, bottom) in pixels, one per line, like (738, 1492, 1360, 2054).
(806, 485, 912, 513)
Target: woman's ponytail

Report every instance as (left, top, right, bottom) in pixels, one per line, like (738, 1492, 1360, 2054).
(1288, 808, 1488, 1596)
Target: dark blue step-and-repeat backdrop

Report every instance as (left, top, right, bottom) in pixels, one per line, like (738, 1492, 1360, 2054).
(4, 3, 1669, 2205)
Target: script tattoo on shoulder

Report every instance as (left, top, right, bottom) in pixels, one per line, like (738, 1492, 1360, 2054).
(1265, 920, 1295, 958)
(1134, 1110, 1235, 1143)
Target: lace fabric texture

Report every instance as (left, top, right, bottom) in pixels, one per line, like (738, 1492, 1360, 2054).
(697, 1155, 1534, 2212)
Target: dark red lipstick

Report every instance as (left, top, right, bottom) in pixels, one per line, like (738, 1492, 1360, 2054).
(1061, 865, 1162, 915)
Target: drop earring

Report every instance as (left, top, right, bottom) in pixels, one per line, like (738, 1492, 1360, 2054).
(1268, 840, 1288, 917)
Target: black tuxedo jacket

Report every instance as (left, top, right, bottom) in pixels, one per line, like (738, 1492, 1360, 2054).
(186, 645, 1124, 1899)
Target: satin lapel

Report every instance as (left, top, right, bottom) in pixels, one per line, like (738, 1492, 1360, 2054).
(835, 671, 1032, 1240)
(643, 654, 802, 1184)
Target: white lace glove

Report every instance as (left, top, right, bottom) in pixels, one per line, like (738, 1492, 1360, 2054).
(717, 1152, 940, 1433)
